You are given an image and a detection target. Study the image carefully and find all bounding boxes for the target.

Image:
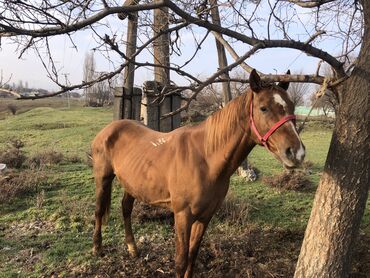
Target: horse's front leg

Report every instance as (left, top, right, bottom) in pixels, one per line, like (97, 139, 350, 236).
(174, 210, 193, 278)
(184, 219, 210, 278)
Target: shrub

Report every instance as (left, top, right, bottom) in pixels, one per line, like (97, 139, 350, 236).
(66, 154, 82, 163)
(7, 104, 17, 115)
(0, 139, 26, 169)
(26, 150, 64, 168)
(0, 170, 46, 203)
(9, 138, 24, 149)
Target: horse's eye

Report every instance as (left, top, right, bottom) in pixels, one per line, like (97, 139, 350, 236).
(260, 107, 268, 112)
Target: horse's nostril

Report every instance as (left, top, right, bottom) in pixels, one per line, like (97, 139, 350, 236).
(285, 147, 294, 159)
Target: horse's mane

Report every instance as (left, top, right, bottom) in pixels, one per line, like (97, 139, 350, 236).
(205, 93, 249, 155)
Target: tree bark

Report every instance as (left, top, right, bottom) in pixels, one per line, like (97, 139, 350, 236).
(294, 1, 370, 277)
(153, 4, 170, 85)
(153, 1, 171, 131)
(209, 0, 232, 104)
(123, 12, 138, 120)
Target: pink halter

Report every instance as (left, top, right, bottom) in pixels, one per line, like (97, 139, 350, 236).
(249, 93, 296, 148)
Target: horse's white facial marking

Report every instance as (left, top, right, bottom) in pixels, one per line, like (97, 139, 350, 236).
(150, 137, 167, 147)
(273, 94, 287, 109)
(288, 122, 305, 162)
(296, 144, 305, 162)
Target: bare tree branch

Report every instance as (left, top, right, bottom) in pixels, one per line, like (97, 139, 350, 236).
(0, 1, 166, 37)
(280, 0, 337, 8)
(212, 31, 259, 74)
(165, 0, 346, 76)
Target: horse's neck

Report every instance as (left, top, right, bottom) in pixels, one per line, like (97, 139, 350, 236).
(204, 94, 256, 177)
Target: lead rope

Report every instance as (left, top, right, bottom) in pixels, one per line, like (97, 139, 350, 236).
(297, 77, 329, 134)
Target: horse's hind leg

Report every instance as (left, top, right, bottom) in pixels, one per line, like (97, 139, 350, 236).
(121, 192, 138, 257)
(92, 170, 115, 256)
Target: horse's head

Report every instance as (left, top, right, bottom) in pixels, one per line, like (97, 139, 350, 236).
(248, 69, 305, 169)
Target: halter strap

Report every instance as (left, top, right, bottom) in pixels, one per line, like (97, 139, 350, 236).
(249, 93, 296, 148)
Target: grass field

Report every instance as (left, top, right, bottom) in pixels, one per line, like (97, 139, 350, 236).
(0, 97, 84, 120)
(0, 105, 368, 277)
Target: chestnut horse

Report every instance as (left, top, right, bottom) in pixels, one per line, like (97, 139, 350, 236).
(91, 70, 305, 277)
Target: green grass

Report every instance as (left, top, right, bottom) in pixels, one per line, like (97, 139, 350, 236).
(0, 97, 84, 120)
(0, 106, 112, 155)
(229, 126, 335, 230)
(0, 106, 368, 277)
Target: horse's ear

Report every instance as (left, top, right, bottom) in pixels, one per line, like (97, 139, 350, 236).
(278, 70, 290, 91)
(249, 69, 262, 93)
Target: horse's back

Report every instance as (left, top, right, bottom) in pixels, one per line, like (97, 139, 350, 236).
(92, 119, 161, 152)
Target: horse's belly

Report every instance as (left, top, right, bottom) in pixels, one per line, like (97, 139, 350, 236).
(110, 134, 179, 208)
(115, 163, 171, 208)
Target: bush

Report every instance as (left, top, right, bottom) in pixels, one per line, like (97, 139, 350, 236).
(7, 104, 17, 115)
(26, 150, 64, 168)
(0, 139, 26, 169)
(66, 154, 82, 163)
(0, 170, 47, 203)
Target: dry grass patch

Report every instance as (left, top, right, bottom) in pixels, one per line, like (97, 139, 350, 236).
(215, 191, 251, 226)
(134, 202, 174, 225)
(263, 170, 313, 191)
(0, 170, 47, 203)
(26, 150, 64, 168)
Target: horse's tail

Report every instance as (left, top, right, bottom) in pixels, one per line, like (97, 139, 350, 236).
(101, 182, 112, 226)
(91, 135, 115, 227)
(94, 169, 115, 226)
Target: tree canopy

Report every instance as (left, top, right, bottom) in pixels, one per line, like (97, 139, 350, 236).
(0, 0, 362, 107)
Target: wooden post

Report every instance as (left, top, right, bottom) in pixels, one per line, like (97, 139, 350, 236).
(113, 87, 124, 120)
(210, 0, 232, 104)
(113, 86, 142, 120)
(172, 92, 182, 129)
(131, 87, 142, 121)
(123, 11, 138, 119)
(114, 0, 140, 120)
(142, 81, 160, 130)
(153, 2, 172, 132)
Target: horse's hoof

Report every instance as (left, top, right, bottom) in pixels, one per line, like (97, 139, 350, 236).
(92, 246, 103, 257)
(129, 250, 139, 258)
(127, 243, 139, 258)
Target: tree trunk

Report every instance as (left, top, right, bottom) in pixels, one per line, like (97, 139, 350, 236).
(209, 0, 232, 104)
(123, 12, 138, 119)
(153, 1, 171, 131)
(294, 1, 370, 276)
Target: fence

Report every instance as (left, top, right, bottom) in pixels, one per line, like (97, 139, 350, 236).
(113, 82, 182, 132)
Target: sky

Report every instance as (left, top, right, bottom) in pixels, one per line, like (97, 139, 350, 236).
(0, 32, 321, 92)
(0, 1, 355, 92)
